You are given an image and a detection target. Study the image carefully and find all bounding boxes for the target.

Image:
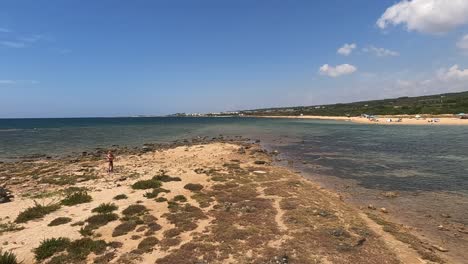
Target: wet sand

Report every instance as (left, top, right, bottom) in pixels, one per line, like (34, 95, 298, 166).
(0, 138, 444, 263)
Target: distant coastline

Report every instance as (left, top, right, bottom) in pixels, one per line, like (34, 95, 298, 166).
(250, 114, 468, 125)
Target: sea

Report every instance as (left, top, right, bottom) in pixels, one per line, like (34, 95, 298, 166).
(1, 117, 467, 260)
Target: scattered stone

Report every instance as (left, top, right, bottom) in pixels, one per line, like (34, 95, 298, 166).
(367, 204, 376, 210)
(118, 176, 127, 181)
(440, 213, 451, 218)
(142, 146, 151, 152)
(380, 208, 388, 213)
(271, 150, 279, 155)
(432, 244, 449, 252)
(382, 191, 399, 198)
(253, 171, 267, 174)
(76, 177, 88, 183)
(437, 225, 449, 231)
(194, 168, 205, 174)
(254, 160, 267, 165)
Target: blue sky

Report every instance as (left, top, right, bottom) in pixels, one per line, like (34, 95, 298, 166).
(1, 0, 468, 118)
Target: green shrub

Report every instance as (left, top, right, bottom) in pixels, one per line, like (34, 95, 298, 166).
(85, 213, 118, 229)
(34, 237, 70, 260)
(131, 179, 161, 190)
(0, 249, 19, 264)
(143, 187, 170, 198)
(48, 217, 72, 226)
(61, 190, 92, 206)
(173, 195, 187, 203)
(79, 226, 93, 236)
(153, 175, 181, 182)
(92, 203, 118, 214)
(137, 236, 159, 252)
(112, 221, 137, 237)
(183, 183, 203, 192)
(0, 222, 24, 234)
(122, 204, 147, 216)
(113, 194, 128, 200)
(67, 238, 106, 259)
(155, 197, 167, 203)
(15, 202, 61, 223)
(40, 238, 107, 264)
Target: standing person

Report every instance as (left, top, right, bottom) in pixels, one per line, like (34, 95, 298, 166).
(107, 151, 114, 173)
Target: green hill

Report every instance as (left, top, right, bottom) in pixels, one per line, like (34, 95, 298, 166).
(241, 91, 468, 116)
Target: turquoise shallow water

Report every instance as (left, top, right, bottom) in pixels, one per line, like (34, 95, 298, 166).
(1, 117, 467, 193)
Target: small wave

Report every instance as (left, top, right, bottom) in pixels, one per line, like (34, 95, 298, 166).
(0, 128, 25, 132)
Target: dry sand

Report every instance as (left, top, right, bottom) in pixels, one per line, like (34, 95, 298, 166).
(0, 141, 449, 263)
(255, 115, 468, 125)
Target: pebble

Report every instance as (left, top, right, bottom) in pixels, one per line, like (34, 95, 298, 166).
(380, 208, 388, 213)
(253, 171, 267, 174)
(438, 225, 449, 231)
(367, 204, 376, 210)
(382, 191, 399, 198)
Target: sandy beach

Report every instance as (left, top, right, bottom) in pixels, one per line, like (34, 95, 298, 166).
(254, 115, 468, 125)
(0, 138, 452, 264)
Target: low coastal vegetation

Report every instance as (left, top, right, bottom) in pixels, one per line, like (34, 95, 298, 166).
(131, 178, 162, 190)
(113, 194, 128, 200)
(143, 187, 170, 199)
(15, 202, 61, 223)
(34, 237, 107, 263)
(92, 203, 118, 214)
(153, 174, 182, 182)
(183, 183, 203, 192)
(48, 217, 72, 226)
(0, 249, 19, 264)
(0, 221, 24, 234)
(34, 237, 71, 261)
(61, 190, 92, 206)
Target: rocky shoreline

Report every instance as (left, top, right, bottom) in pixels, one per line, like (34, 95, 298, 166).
(0, 137, 446, 263)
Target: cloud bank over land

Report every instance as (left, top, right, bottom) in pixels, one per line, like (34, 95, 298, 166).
(319, 64, 357, 77)
(377, 0, 468, 34)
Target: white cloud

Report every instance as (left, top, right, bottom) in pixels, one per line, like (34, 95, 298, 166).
(456, 34, 468, 54)
(319, 64, 357, 77)
(337, 43, 356, 56)
(377, 0, 468, 34)
(0, 79, 39, 85)
(19, 34, 44, 43)
(0, 27, 10, 33)
(437, 64, 468, 81)
(363, 45, 400, 57)
(0, 41, 26, 48)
